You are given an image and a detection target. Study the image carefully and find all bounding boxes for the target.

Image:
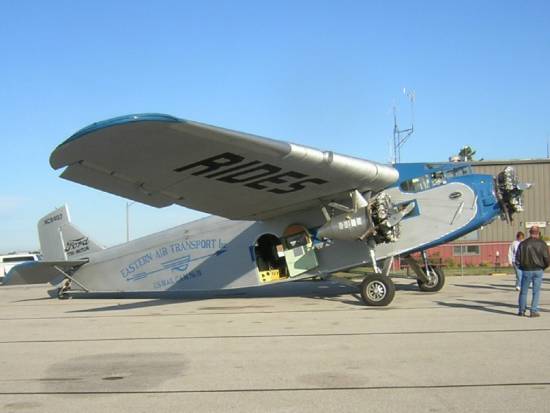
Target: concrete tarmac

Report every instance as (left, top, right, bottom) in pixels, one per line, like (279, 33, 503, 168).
(0, 274, 549, 412)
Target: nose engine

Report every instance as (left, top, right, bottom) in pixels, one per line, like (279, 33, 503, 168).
(496, 166, 531, 222)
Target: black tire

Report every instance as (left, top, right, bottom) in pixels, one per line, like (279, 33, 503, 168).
(360, 274, 395, 306)
(417, 266, 445, 292)
(57, 288, 69, 300)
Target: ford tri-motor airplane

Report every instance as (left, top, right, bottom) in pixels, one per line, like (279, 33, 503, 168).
(5, 114, 529, 305)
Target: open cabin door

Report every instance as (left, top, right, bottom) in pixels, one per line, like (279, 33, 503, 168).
(281, 225, 318, 278)
(254, 225, 318, 283)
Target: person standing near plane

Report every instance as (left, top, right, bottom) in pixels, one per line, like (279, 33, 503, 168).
(516, 226, 550, 317)
(508, 231, 524, 291)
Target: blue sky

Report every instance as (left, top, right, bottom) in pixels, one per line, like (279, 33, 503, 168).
(1, 1, 549, 252)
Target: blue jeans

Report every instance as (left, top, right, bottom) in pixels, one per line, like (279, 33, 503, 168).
(513, 265, 523, 288)
(518, 270, 544, 313)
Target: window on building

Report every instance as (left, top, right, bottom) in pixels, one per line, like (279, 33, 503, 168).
(446, 166, 472, 178)
(452, 245, 480, 256)
(457, 230, 479, 242)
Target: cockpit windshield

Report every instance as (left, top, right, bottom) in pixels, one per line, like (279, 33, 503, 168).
(399, 165, 472, 193)
(400, 175, 431, 192)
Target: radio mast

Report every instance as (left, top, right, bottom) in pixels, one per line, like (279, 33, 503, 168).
(392, 89, 415, 164)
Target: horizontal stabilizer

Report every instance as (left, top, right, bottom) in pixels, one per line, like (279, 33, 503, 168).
(3, 260, 87, 285)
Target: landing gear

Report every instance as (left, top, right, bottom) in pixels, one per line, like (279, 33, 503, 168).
(360, 273, 395, 306)
(359, 257, 395, 306)
(317, 189, 415, 307)
(417, 266, 445, 292)
(404, 251, 446, 293)
(57, 279, 71, 299)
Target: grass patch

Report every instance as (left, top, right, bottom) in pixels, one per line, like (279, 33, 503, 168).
(344, 265, 514, 277)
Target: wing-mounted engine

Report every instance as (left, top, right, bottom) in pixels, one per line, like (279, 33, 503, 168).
(317, 190, 415, 245)
(316, 190, 414, 273)
(369, 192, 402, 244)
(496, 166, 531, 223)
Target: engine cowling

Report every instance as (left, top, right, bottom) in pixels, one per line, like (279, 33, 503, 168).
(316, 192, 410, 244)
(496, 166, 531, 222)
(370, 192, 400, 244)
(316, 208, 369, 241)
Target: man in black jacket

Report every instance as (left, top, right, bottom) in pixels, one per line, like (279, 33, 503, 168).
(516, 226, 550, 317)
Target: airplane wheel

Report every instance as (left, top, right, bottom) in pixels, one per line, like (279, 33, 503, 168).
(417, 266, 445, 292)
(57, 288, 69, 300)
(360, 274, 395, 306)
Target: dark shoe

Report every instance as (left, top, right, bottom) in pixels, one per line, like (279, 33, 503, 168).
(531, 312, 541, 318)
(517, 311, 526, 316)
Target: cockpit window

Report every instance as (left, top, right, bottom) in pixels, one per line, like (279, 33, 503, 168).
(400, 165, 473, 193)
(400, 175, 431, 192)
(430, 171, 446, 186)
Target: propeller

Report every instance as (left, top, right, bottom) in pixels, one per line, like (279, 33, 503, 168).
(496, 166, 532, 223)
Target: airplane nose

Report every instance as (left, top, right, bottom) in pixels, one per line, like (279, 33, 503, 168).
(495, 166, 532, 223)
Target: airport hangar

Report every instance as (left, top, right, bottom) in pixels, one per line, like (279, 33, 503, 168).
(421, 158, 550, 268)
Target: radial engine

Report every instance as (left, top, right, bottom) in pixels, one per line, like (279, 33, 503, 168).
(317, 190, 415, 245)
(496, 166, 531, 222)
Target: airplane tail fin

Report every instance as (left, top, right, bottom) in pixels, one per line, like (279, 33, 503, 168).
(38, 205, 104, 261)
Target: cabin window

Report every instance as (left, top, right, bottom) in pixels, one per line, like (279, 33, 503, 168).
(430, 171, 446, 187)
(285, 232, 309, 249)
(400, 166, 470, 193)
(399, 175, 431, 193)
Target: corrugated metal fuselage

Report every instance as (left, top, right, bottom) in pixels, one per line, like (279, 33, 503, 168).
(70, 169, 501, 294)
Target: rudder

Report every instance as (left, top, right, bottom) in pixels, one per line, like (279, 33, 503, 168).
(38, 205, 103, 261)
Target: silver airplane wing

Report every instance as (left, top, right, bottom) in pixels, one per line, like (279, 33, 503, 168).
(51, 114, 398, 220)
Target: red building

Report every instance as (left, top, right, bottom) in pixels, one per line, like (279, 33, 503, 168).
(426, 242, 511, 268)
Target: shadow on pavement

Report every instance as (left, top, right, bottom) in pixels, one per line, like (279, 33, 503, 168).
(66, 280, 362, 313)
(453, 283, 514, 292)
(13, 296, 54, 303)
(436, 300, 514, 315)
(437, 298, 548, 315)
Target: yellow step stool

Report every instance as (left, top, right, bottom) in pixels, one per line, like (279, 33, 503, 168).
(259, 269, 280, 282)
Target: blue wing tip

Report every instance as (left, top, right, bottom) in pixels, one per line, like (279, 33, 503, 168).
(60, 113, 182, 147)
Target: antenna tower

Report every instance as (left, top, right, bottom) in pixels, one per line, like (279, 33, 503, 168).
(392, 89, 415, 164)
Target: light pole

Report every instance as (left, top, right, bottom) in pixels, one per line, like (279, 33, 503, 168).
(460, 244, 464, 277)
(126, 201, 136, 242)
